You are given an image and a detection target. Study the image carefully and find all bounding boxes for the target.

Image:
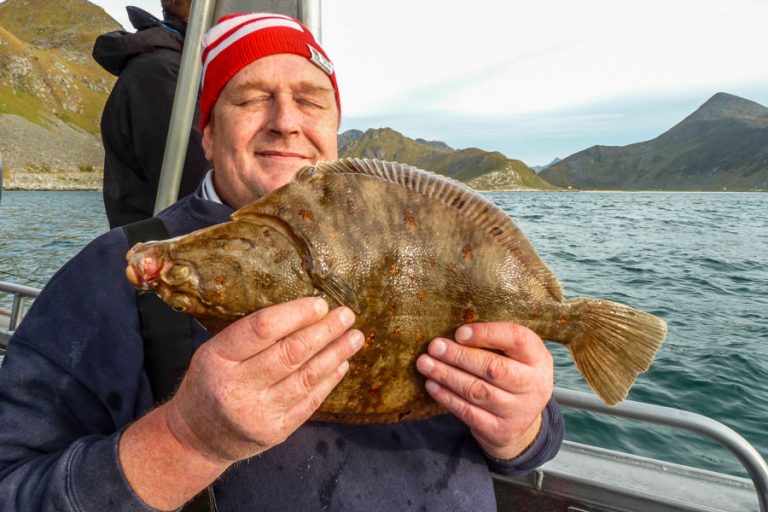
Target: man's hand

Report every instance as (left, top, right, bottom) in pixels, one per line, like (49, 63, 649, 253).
(415, 322, 553, 460)
(120, 297, 363, 510)
(167, 296, 364, 463)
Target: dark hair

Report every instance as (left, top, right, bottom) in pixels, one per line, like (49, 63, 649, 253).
(161, 0, 192, 21)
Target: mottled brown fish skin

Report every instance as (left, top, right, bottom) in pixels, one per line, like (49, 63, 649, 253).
(126, 159, 667, 422)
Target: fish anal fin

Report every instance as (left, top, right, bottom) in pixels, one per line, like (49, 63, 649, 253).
(562, 298, 667, 406)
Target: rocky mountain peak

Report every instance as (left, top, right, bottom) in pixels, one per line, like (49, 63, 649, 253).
(683, 92, 768, 124)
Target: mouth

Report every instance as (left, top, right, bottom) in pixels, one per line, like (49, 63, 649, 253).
(125, 246, 173, 290)
(255, 150, 310, 160)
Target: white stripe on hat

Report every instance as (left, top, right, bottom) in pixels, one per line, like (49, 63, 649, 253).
(202, 13, 293, 48)
(202, 15, 305, 83)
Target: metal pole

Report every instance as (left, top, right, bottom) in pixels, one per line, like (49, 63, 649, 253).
(298, 0, 322, 42)
(9, 296, 26, 331)
(554, 387, 768, 512)
(153, 0, 217, 215)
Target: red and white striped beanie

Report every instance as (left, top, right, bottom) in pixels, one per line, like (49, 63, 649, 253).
(199, 12, 339, 130)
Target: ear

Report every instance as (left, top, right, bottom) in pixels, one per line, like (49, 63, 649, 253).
(202, 116, 215, 162)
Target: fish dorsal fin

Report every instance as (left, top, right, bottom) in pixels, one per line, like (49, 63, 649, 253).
(316, 158, 564, 301)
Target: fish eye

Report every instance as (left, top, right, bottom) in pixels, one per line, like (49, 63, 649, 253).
(169, 294, 192, 312)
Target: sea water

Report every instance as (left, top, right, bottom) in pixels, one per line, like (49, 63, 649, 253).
(0, 190, 766, 478)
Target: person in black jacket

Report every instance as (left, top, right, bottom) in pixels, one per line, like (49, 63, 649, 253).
(93, 1, 207, 229)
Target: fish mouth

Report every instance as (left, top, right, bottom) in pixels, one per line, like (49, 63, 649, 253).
(125, 245, 175, 290)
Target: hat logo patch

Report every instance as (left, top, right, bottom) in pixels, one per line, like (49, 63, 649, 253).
(308, 44, 334, 75)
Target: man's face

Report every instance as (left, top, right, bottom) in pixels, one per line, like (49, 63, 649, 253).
(203, 53, 339, 209)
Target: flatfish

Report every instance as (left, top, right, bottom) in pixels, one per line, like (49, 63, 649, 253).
(125, 158, 667, 423)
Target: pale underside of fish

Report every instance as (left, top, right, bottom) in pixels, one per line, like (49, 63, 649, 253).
(126, 158, 667, 424)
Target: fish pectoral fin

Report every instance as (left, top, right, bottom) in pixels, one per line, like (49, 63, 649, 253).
(316, 274, 361, 314)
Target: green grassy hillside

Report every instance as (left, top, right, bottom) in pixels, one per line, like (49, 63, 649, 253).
(340, 127, 556, 190)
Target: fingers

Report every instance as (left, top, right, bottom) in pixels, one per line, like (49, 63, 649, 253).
(212, 297, 331, 362)
(454, 322, 547, 366)
(241, 303, 362, 385)
(422, 374, 502, 431)
(264, 324, 364, 406)
(416, 337, 538, 396)
(415, 321, 554, 458)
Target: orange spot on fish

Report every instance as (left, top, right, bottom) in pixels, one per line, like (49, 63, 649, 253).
(463, 308, 477, 323)
(365, 329, 376, 349)
(299, 209, 315, 222)
(416, 290, 426, 302)
(393, 325, 403, 336)
(346, 198, 357, 216)
(463, 243, 474, 261)
(403, 210, 416, 229)
(389, 264, 400, 276)
(215, 275, 226, 285)
(415, 333, 426, 344)
(368, 383, 382, 394)
(558, 316, 568, 324)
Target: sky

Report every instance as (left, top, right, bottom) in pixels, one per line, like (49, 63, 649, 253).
(90, 0, 768, 166)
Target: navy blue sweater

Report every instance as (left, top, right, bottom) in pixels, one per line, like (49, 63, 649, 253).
(0, 190, 563, 511)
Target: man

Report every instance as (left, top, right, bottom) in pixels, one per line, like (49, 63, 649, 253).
(94, 1, 208, 228)
(0, 13, 563, 511)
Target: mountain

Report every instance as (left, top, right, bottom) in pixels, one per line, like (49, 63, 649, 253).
(0, 0, 118, 186)
(532, 157, 561, 173)
(540, 93, 768, 191)
(339, 127, 555, 190)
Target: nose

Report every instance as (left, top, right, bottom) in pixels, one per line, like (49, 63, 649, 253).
(266, 93, 301, 136)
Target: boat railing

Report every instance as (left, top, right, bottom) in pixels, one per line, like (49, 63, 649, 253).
(494, 388, 768, 512)
(555, 387, 768, 509)
(0, 280, 40, 350)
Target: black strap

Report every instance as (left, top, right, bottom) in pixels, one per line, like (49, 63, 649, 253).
(124, 218, 193, 404)
(124, 218, 216, 512)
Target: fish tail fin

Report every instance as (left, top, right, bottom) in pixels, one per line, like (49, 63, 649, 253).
(563, 298, 667, 406)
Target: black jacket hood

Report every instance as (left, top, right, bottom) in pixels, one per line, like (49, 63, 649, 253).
(92, 6, 187, 76)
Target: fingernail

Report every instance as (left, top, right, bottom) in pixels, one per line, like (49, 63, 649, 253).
(425, 380, 440, 394)
(350, 330, 364, 351)
(338, 307, 355, 327)
(314, 298, 329, 315)
(430, 339, 447, 357)
(455, 325, 472, 342)
(417, 355, 434, 373)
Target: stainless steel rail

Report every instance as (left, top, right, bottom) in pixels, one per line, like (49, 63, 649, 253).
(0, 281, 41, 349)
(0, 281, 41, 330)
(555, 387, 768, 512)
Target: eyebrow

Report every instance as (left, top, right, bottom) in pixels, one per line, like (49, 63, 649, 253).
(232, 80, 334, 96)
